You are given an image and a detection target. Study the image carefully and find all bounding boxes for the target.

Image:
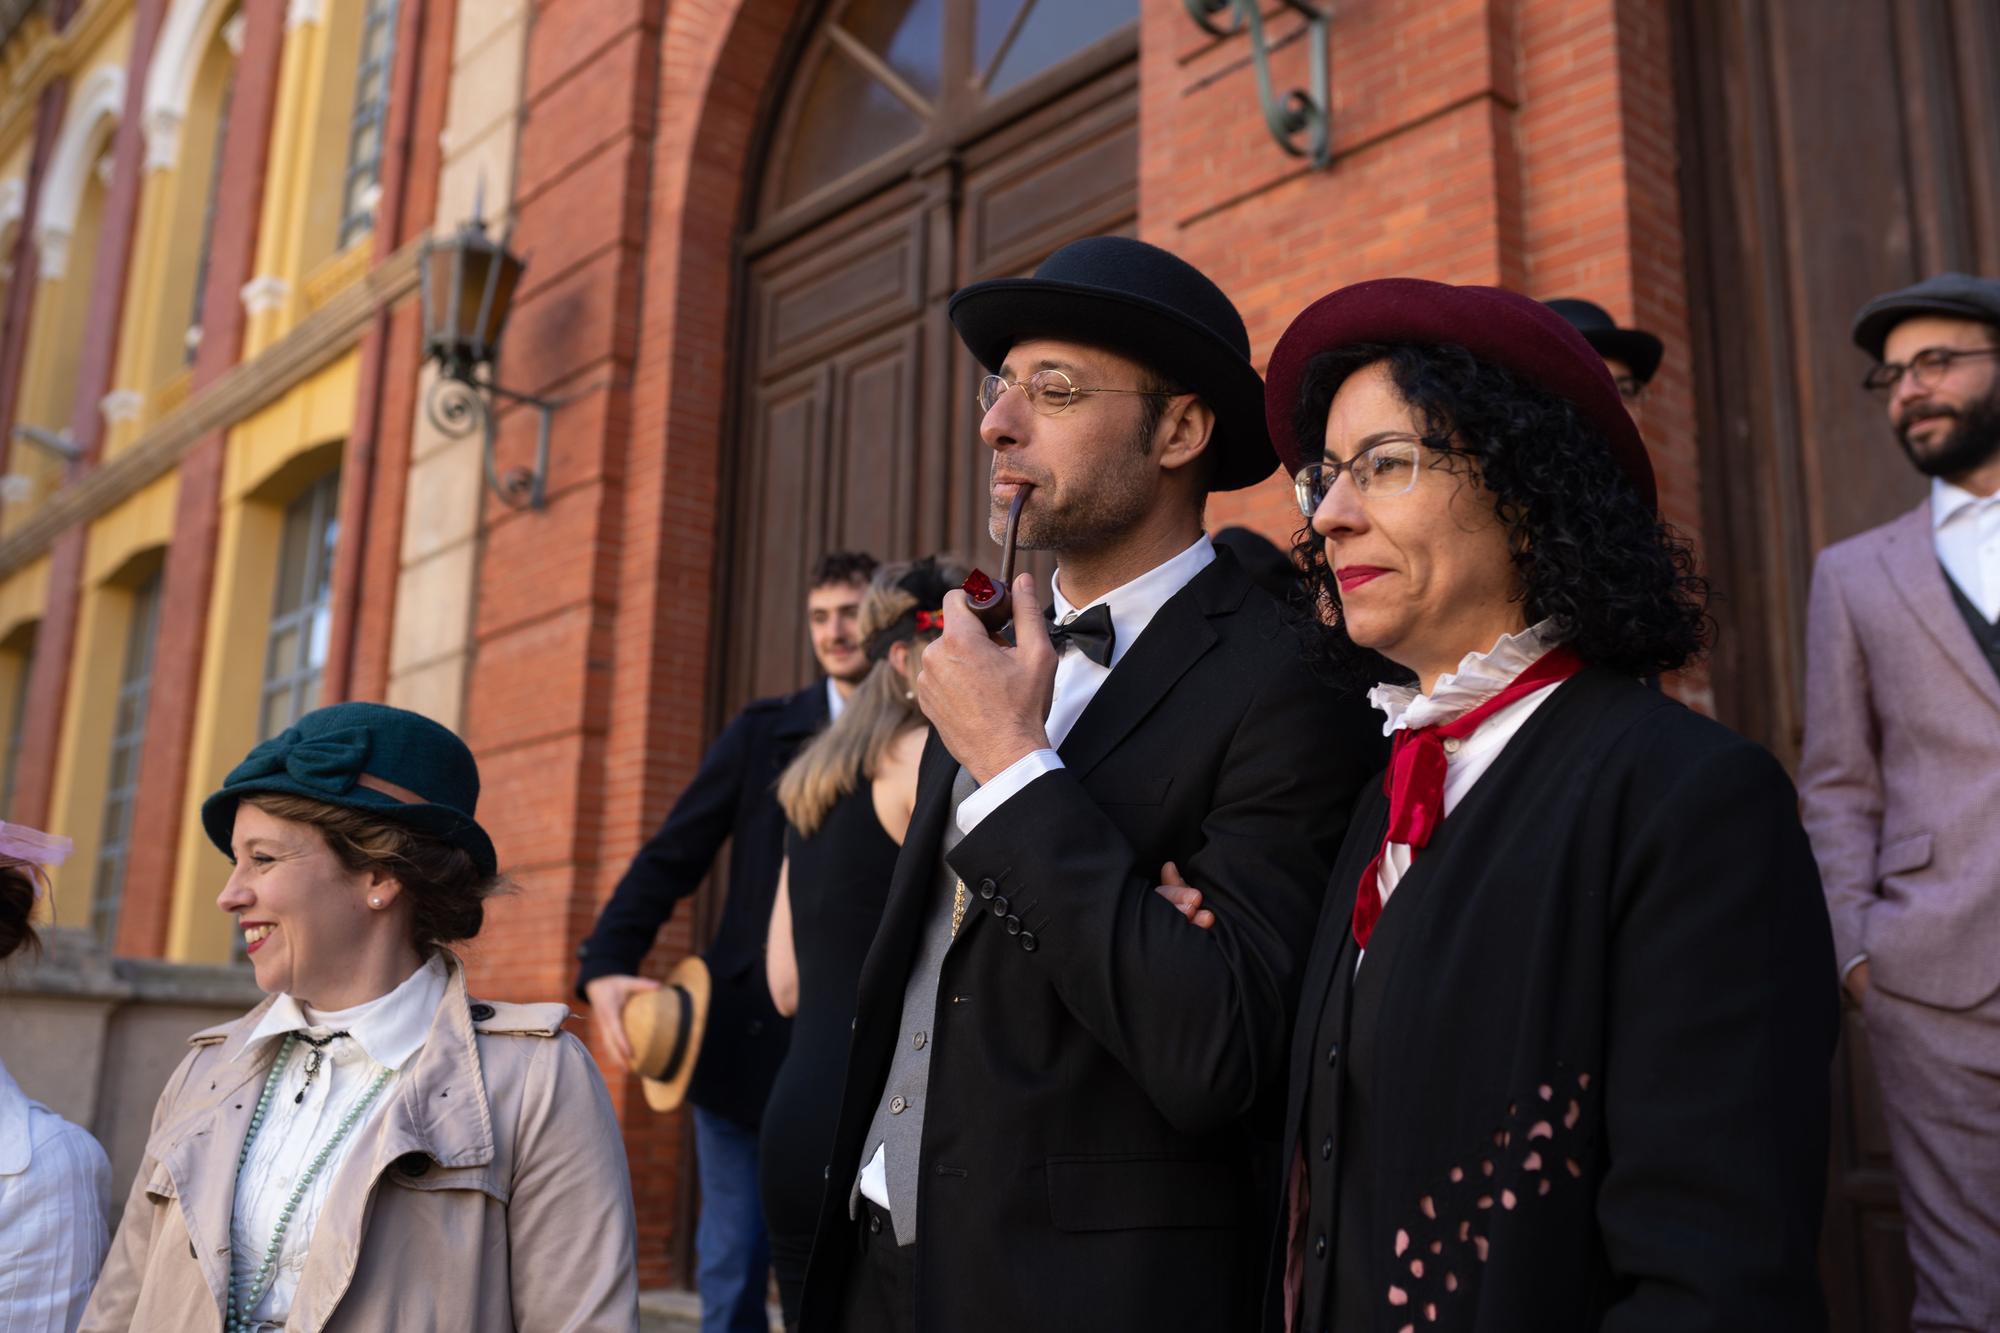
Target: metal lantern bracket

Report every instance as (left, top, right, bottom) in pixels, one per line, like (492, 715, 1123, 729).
(424, 372, 608, 511)
(1185, 0, 1333, 170)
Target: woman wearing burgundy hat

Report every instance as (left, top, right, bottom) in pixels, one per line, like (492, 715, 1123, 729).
(1255, 281, 1837, 1332)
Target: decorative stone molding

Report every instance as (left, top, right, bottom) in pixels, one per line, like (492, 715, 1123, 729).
(99, 390, 144, 425)
(239, 274, 290, 314)
(142, 0, 236, 174)
(32, 63, 126, 275)
(142, 107, 182, 173)
(35, 226, 69, 280)
(285, 0, 323, 30)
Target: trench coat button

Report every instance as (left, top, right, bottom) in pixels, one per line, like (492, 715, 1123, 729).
(1314, 1233, 1327, 1260)
(991, 894, 1010, 917)
(468, 1002, 496, 1022)
(869, 1212, 882, 1234)
(394, 1152, 429, 1178)
(913, 1032, 926, 1050)
(1321, 1136, 1333, 1161)
(1004, 916, 1022, 936)
(1326, 1042, 1340, 1067)
(1019, 932, 1038, 952)
(890, 1096, 907, 1114)
(978, 878, 997, 899)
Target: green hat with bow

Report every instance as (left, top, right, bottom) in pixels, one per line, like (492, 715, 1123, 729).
(201, 701, 497, 876)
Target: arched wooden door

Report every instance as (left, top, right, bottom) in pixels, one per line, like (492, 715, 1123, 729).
(718, 0, 1142, 718)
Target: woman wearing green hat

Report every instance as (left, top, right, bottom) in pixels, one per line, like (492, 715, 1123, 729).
(82, 702, 639, 1332)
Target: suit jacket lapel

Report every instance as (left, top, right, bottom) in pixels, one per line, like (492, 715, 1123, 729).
(1055, 552, 1243, 781)
(1879, 500, 2000, 711)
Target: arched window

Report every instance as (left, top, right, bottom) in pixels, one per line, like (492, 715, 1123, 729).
(765, 0, 1138, 215)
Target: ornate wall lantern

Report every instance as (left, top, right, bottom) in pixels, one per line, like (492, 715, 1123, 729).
(417, 207, 558, 509)
(1183, 0, 1333, 169)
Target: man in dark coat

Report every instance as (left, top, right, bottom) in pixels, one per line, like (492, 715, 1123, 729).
(797, 236, 1382, 1333)
(578, 550, 875, 1333)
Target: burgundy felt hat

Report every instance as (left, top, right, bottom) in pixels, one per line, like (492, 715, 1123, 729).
(1264, 278, 1657, 510)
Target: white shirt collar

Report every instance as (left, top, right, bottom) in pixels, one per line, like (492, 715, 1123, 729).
(1050, 534, 1216, 672)
(1932, 476, 2000, 529)
(1368, 619, 1565, 735)
(0, 1058, 32, 1176)
(825, 676, 846, 721)
(241, 953, 448, 1072)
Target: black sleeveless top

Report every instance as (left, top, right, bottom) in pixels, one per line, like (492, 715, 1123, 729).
(758, 781, 901, 1324)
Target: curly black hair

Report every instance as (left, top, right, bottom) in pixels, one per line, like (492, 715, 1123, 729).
(1286, 341, 1710, 691)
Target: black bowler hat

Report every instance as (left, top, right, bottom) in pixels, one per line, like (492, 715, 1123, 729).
(1544, 298, 1665, 385)
(948, 236, 1277, 492)
(1851, 271, 2000, 359)
(202, 701, 497, 876)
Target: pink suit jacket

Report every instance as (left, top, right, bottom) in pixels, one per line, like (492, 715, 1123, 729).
(1799, 497, 2000, 1011)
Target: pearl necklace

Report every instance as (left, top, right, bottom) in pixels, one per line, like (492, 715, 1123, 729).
(225, 1032, 392, 1332)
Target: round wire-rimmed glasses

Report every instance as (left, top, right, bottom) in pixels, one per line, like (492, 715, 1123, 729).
(1292, 435, 1437, 517)
(1862, 345, 2000, 394)
(977, 369, 1177, 416)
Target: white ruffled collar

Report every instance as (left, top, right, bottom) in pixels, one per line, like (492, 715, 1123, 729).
(1368, 619, 1564, 736)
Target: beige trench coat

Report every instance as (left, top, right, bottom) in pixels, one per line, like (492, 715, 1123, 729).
(80, 956, 638, 1331)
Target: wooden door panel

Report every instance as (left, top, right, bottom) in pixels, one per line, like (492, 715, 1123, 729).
(1676, 3, 2000, 1329)
(755, 204, 928, 379)
(731, 364, 833, 708)
(827, 324, 924, 567)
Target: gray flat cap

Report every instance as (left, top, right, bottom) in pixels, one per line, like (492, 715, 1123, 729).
(1852, 271, 2000, 358)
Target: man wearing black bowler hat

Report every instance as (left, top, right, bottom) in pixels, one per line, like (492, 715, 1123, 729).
(1545, 297, 1664, 405)
(798, 237, 1381, 1332)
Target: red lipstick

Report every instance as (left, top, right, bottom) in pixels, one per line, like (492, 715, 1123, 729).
(1335, 566, 1389, 592)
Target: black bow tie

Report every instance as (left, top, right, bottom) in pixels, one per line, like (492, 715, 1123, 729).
(1045, 603, 1116, 667)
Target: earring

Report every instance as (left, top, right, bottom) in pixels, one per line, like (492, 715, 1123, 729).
(904, 689, 916, 702)
(370, 896, 383, 908)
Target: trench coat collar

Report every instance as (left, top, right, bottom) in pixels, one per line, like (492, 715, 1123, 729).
(149, 954, 501, 1327)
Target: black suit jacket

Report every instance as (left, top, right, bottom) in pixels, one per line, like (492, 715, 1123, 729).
(1268, 669, 1837, 1333)
(799, 550, 1383, 1332)
(576, 681, 830, 1127)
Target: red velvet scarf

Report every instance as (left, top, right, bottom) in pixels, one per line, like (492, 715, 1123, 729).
(1352, 645, 1584, 948)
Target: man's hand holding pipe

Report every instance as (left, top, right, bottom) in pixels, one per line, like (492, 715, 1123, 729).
(918, 571, 1057, 784)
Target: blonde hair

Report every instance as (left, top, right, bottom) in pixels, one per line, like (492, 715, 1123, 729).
(778, 557, 966, 835)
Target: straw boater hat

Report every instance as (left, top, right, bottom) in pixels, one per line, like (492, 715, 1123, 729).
(622, 956, 711, 1112)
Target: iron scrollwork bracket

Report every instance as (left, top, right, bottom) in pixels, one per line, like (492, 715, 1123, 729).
(425, 374, 582, 511)
(1184, 0, 1334, 169)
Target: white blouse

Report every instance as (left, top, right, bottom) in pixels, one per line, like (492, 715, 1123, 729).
(0, 1057, 110, 1333)
(1366, 619, 1568, 914)
(228, 955, 447, 1329)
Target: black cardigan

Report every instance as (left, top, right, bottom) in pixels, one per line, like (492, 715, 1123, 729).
(1271, 668, 1838, 1333)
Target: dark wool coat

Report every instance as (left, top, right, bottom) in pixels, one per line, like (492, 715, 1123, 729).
(799, 549, 1385, 1333)
(1270, 668, 1839, 1333)
(575, 681, 829, 1128)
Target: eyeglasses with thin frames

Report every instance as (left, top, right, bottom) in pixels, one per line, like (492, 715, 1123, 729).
(978, 368, 1178, 417)
(1292, 435, 1445, 518)
(1863, 345, 2000, 393)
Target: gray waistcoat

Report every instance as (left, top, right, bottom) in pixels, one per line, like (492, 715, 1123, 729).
(852, 763, 978, 1245)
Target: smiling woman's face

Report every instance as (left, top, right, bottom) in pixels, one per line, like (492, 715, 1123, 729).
(216, 803, 380, 1004)
(1309, 361, 1527, 689)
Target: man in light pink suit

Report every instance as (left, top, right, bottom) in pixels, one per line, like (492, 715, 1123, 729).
(1800, 271, 2000, 1333)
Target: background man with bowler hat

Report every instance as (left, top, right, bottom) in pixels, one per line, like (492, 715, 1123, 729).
(1800, 272, 2000, 1331)
(577, 550, 876, 1333)
(1546, 298, 1664, 406)
(798, 236, 1381, 1332)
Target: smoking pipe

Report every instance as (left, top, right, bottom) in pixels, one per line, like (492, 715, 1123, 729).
(963, 484, 1032, 633)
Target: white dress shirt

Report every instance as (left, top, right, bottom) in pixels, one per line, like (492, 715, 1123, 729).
(858, 534, 1217, 1212)
(228, 954, 447, 1328)
(1932, 477, 2000, 622)
(955, 534, 1217, 833)
(826, 675, 847, 722)
(0, 1058, 110, 1333)
(1364, 620, 1566, 922)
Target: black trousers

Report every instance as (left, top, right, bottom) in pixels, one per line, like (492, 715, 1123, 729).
(837, 1199, 915, 1333)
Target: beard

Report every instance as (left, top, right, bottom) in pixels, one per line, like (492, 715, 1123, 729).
(987, 413, 1157, 554)
(1897, 383, 2000, 478)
